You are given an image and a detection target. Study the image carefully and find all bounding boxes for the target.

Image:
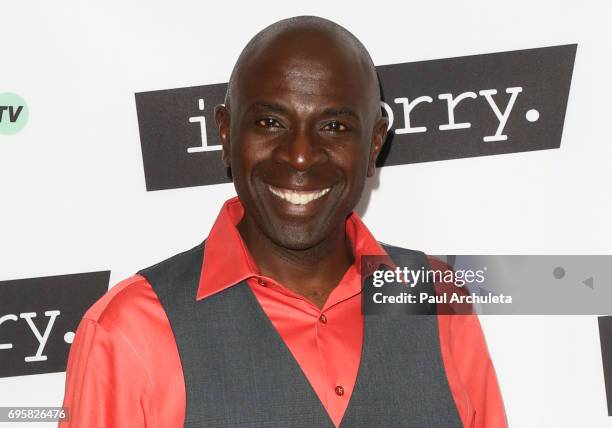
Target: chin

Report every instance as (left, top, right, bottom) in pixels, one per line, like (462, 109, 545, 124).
(267, 222, 330, 251)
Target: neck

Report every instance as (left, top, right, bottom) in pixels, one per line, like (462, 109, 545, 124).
(237, 214, 354, 309)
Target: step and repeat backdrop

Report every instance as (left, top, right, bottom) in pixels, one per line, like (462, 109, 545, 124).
(1, 1, 611, 427)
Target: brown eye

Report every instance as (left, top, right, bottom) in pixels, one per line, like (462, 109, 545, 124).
(322, 121, 347, 132)
(257, 118, 283, 129)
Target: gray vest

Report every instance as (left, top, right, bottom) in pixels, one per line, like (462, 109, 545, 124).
(138, 241, 462, 427)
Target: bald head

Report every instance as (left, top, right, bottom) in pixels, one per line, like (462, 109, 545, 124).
(226, 16, 381, 116)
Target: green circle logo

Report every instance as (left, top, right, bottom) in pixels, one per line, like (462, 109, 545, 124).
(0, 92, 29, 135)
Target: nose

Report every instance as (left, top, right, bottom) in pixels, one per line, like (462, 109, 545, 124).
(274, 127, 328, 171)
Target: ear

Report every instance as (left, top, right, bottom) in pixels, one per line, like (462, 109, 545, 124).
(214, 104, 231, 167)
(367, 115, 389, 177)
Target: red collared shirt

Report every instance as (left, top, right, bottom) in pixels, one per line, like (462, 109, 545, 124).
(60, 197, 507, 427)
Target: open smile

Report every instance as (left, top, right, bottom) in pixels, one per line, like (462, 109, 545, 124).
(267, 185, 331, 205)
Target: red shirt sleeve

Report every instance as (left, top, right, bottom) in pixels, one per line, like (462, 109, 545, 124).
(59, 275, 185, 428)
(438, 313, 507, 428)
(59, 316, 153, 427)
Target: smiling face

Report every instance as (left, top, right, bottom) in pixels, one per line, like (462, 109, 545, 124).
(215, 21, 388, 251)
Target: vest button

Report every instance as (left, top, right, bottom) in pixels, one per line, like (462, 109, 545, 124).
(334, 385, 344, 396)
(319, 313, 327, 324)
(257, 278, 266, 286)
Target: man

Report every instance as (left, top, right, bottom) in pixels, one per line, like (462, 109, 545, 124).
(61, 16, 506, 427)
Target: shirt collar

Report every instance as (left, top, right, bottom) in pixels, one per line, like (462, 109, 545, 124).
(197, 196, 389, 300)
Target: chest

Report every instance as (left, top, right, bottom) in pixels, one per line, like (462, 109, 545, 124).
(139, 242, 462, 427)
(171, 284, 461, 427)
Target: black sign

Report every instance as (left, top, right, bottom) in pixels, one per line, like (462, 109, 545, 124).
(136, 44, 576, 191)
(0, 271, 109, 377)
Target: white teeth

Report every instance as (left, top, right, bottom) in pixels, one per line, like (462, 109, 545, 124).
(267, 185, 331, 205)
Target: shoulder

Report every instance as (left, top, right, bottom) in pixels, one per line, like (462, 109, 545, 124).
(379, 242, 424, 255)
(379, 242, 455, 272)
(80, 272, 174, 356)
(83, 241, 205, 328)
(82, 274, 157, 326)
(379, 242, 430, 266)
(77, 271, 183, 383)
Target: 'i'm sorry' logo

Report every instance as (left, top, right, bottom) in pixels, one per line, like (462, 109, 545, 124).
(0, 92, 29, 135)
(136, 44, 576, 191)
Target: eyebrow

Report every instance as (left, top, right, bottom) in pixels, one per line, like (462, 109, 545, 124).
(247, 101, 288, 113)
(321, 107, 360, 121)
